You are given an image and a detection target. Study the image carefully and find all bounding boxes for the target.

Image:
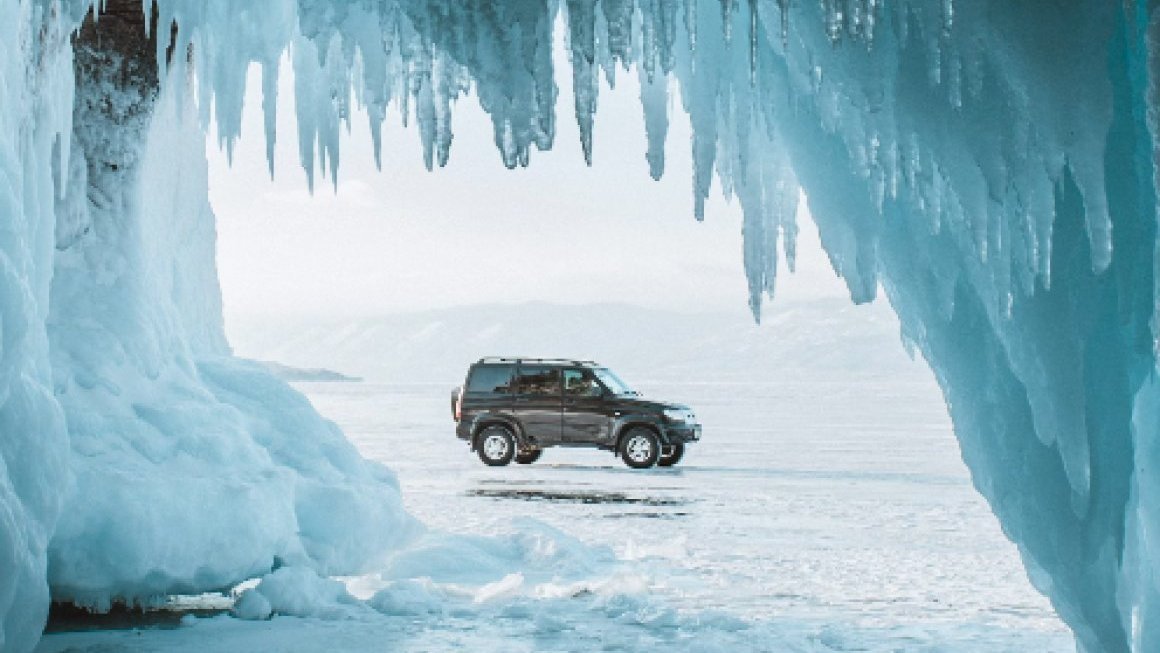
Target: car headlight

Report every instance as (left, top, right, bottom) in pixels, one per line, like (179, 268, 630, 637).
(664, 408, 695, 423)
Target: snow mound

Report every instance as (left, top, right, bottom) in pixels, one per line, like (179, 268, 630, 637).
(234, 567, 361, 620)
(37, 519, 1074, 651)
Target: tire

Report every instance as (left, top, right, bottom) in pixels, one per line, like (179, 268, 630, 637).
(476, 425, 516, 466)
(515, 448, 542, 465)
(620, 427, 660, 469)
(657, 443, 685, 467)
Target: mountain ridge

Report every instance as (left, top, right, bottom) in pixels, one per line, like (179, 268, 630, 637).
(227, 298, 931, 384)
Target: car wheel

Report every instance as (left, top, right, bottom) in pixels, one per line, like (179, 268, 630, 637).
(477, 425, 516, 466)
(620, 427, 660, 469)
(657, 443, 685, 467)
(515, 448, 542, 464)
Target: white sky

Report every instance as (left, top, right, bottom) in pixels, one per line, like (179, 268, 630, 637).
(207, 45, 850, 321)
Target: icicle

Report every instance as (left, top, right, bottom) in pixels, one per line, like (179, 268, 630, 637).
(1148, 6, 1160, 350)
(721, 0, 734, 42)
(567, 0, 599, 165)
(747, 0, 758, 85)
(261, 59, 278, 178)
(602, 0, 634, 66)
(639, 58, 669, 180)
(778, 0, 790, 49)
(685, 0, 698, 51)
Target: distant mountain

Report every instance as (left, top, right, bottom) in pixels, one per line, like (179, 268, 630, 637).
(257, 360, 362, 382)
(227, 299, 931, 384)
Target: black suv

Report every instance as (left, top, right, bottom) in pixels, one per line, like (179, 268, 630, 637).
(452, 357, 700, 469)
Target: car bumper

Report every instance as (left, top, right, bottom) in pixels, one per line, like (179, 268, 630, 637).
(665, 423, 701, 443)
(455, 422, 471, 441)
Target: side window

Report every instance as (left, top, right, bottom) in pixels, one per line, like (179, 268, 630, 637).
(515, 366, 561, 396)
(466, 364, 515, 394)
(563, 369, 601, 397)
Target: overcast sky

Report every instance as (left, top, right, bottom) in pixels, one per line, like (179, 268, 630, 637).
(207, 45, 850, 322)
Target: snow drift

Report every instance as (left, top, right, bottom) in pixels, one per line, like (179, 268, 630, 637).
(1, 1, 1159, 652)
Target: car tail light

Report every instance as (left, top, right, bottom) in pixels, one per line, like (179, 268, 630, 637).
(454, 387, 463, 422)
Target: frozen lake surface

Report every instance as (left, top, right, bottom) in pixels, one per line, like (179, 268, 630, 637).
(39, 375, 1073, 652)
(322, 376, 1070, 648)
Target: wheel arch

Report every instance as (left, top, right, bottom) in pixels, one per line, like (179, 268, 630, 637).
(471, 417, 522, 451)
(614, 420, 665, 453)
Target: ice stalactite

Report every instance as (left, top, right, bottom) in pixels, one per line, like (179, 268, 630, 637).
(754, 5, 1142, 651)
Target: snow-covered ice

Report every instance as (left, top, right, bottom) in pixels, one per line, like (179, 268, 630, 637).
(37, 376, 1072, 652)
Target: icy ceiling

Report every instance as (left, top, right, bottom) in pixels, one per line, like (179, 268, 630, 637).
(160, 2, 1160, 649)
(3, 1, 1159, 652)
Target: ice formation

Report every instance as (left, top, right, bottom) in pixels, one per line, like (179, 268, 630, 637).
(0, 4, 74, 652)
(2, 0, 1159, 652)
(2, 3, 416, 652)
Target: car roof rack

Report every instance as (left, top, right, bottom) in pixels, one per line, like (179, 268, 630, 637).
(477, 356, 600, 367)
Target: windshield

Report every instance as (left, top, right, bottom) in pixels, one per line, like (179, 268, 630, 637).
(594, 368, 637, 396)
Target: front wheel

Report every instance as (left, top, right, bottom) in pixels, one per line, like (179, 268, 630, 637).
(620, 427, 660, 469)
(515, 448, 542, 464)
(657, 443, 685, 467)
(476, 425, 515, 466)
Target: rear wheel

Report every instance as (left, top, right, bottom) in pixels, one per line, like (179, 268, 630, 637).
(515, 448, 542, 465)
(657, 443, 685, 467)
(620, 427, 660, 469)
(476, 425, 515, 466)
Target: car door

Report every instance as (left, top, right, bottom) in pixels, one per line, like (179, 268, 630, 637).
(512, 365, 563, 444)
(561, 368, 612, 444)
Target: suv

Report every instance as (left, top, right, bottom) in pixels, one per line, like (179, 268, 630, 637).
(451, 357, 700, 469)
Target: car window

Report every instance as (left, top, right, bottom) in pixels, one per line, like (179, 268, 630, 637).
(594, 368, 636, 395)
(466, 364, 516, 393)
(515, 366, 561, 396)
(563, 369, 602, 397)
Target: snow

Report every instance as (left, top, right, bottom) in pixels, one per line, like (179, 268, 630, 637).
(37, 377, 1073, 652)
(2, 0, 1159, 651)
(234, 566, 361, 620)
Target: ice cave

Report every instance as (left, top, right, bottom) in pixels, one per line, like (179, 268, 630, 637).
(2, 0, 1158, 651)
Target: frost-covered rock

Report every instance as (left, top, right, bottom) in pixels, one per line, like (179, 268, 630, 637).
(43, 0, 418, 617)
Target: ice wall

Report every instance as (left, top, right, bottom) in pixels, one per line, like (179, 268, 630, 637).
(0, 3, 79, 652)
(137, 1, 1160, 651)
(44, 0, 418, 611)
(0, 2, 417, 649)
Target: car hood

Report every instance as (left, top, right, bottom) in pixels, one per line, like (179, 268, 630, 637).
(609, 396, 690, 413)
